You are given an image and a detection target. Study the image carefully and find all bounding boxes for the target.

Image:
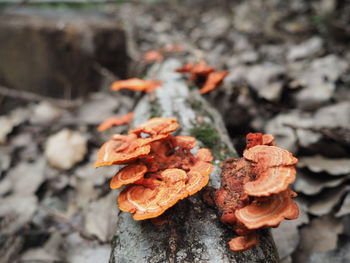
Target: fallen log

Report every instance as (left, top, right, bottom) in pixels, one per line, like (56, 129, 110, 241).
(110, 59, 279, 263)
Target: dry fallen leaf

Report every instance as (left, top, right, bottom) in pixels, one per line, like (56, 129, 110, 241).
(75, 149, 116, 186)
(298, 156, 350, 176)
(313, 101, 350, 129)
(84, 192, 118, 242)
(0, 194, 38, 234)
(272, 198, 310, 260)
(30, 101, 64, 124)
(0, 149, 11, 176)
(287, 37, 323, 61)
(294, 172, 350, 195)
(20, 233, 63, 263)
(65, 233, 110, 263)
(0, 108, 29, 144)
(5, 159, 46, 195)
(0, 117, 15, 144)
(271, 220, 300, 260)
(291, 55, 348, 108)
(265, 112, 301, 153)
(306, 242, 350, 263)
(68, 93, 121, 125)
(75, 179, 98, 209)
(246, 63, 286, 101)
(336, 192, 350, 217)
(45, 129, 87, 170)
(295, 215, 343, 263)
(266, 102, 350, 150)
(308, 186, 349, 216)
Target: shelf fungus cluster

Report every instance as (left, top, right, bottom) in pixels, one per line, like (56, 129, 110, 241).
(95, 117, 214, 220)
(175, 60, 228, 94)
(215, 133, 299, 252)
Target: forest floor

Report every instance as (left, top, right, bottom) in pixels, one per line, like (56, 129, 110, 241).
(1, 0, 350, 262)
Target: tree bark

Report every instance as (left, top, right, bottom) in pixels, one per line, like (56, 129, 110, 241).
(110, 59, 279, 263)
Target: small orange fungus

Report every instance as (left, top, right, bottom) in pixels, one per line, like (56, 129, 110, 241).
(244, 166, 296, 197)
(199, 71, 229, 94)
(130, 117, 178, 135)
(246, 133, 275, 149)
(97, 112, 134, 132)
(111, 78, 161, 93)
(110, 163, 147, 189)
(235, 190, 299, 229)
(163, 44, 183, 53)
(190, 61, 215, 80)
(243, 145, 298, 167)
(143, 50, 163, 63)
(175, 63, 194, 73)
(229, 232, 259, 252)
(176, 61, 228, 94)
(143, 44, 183, 64)
(94, 135, 151, 168)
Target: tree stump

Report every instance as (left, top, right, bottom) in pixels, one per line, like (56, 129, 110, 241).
(0, 8, 127, 100)
(110, 59, 279, 263)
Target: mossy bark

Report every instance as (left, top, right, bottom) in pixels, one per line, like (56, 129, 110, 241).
(109, 59, 279, 263)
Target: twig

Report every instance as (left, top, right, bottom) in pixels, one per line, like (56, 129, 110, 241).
(93, 63, 119, 83)
(0, 85, 82, 109)
(0, 235, 23, 263)
(44, 207, 98, 241)
(284, 123, 350, 146)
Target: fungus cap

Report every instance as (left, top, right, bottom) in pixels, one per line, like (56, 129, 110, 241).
(190, 161, 214, 177)
(244, 166, 296, 196)
(135, 134, 170, 147)
(94, 137, 151, 168)
(175, 63, 194, 73)
(191, 61, 215, 78)
(111, 78, 161, 93)
(235, 190, 299, 229)
(262, 134, 275, 146)
(246, 133, 264, 149)
(243, 145, 298, 166)
(97, 112, 134, 132)
(130, 117, 179, 135)
(246, 133, 275, 149)
(185, 160, 214, 195)
(199, 71, 229, 94)
(143, 50, 163, 63)
(118, 169, 189, 220)
(185, 170, 210, 195)
(118, 185, 166, 220)
(228, 232, 259, 252)
(196, 148, 213, 162)
(172, 136, 197, 149)
(161, 168, 187, 183)
(110, 163, 148, 189)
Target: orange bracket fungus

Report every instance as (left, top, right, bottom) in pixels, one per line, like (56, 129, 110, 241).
(189, 60, 215, 81)
(214, 133, 299, 252)
(143, 44, 183, 64)
(97, 112, 134, 132)
(143, 50, 164, 63)
(111, 78, 161, 93)
(175, 60, 228, 94)
(95, 117, 214, 220)
(199, 71, 229, 94)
